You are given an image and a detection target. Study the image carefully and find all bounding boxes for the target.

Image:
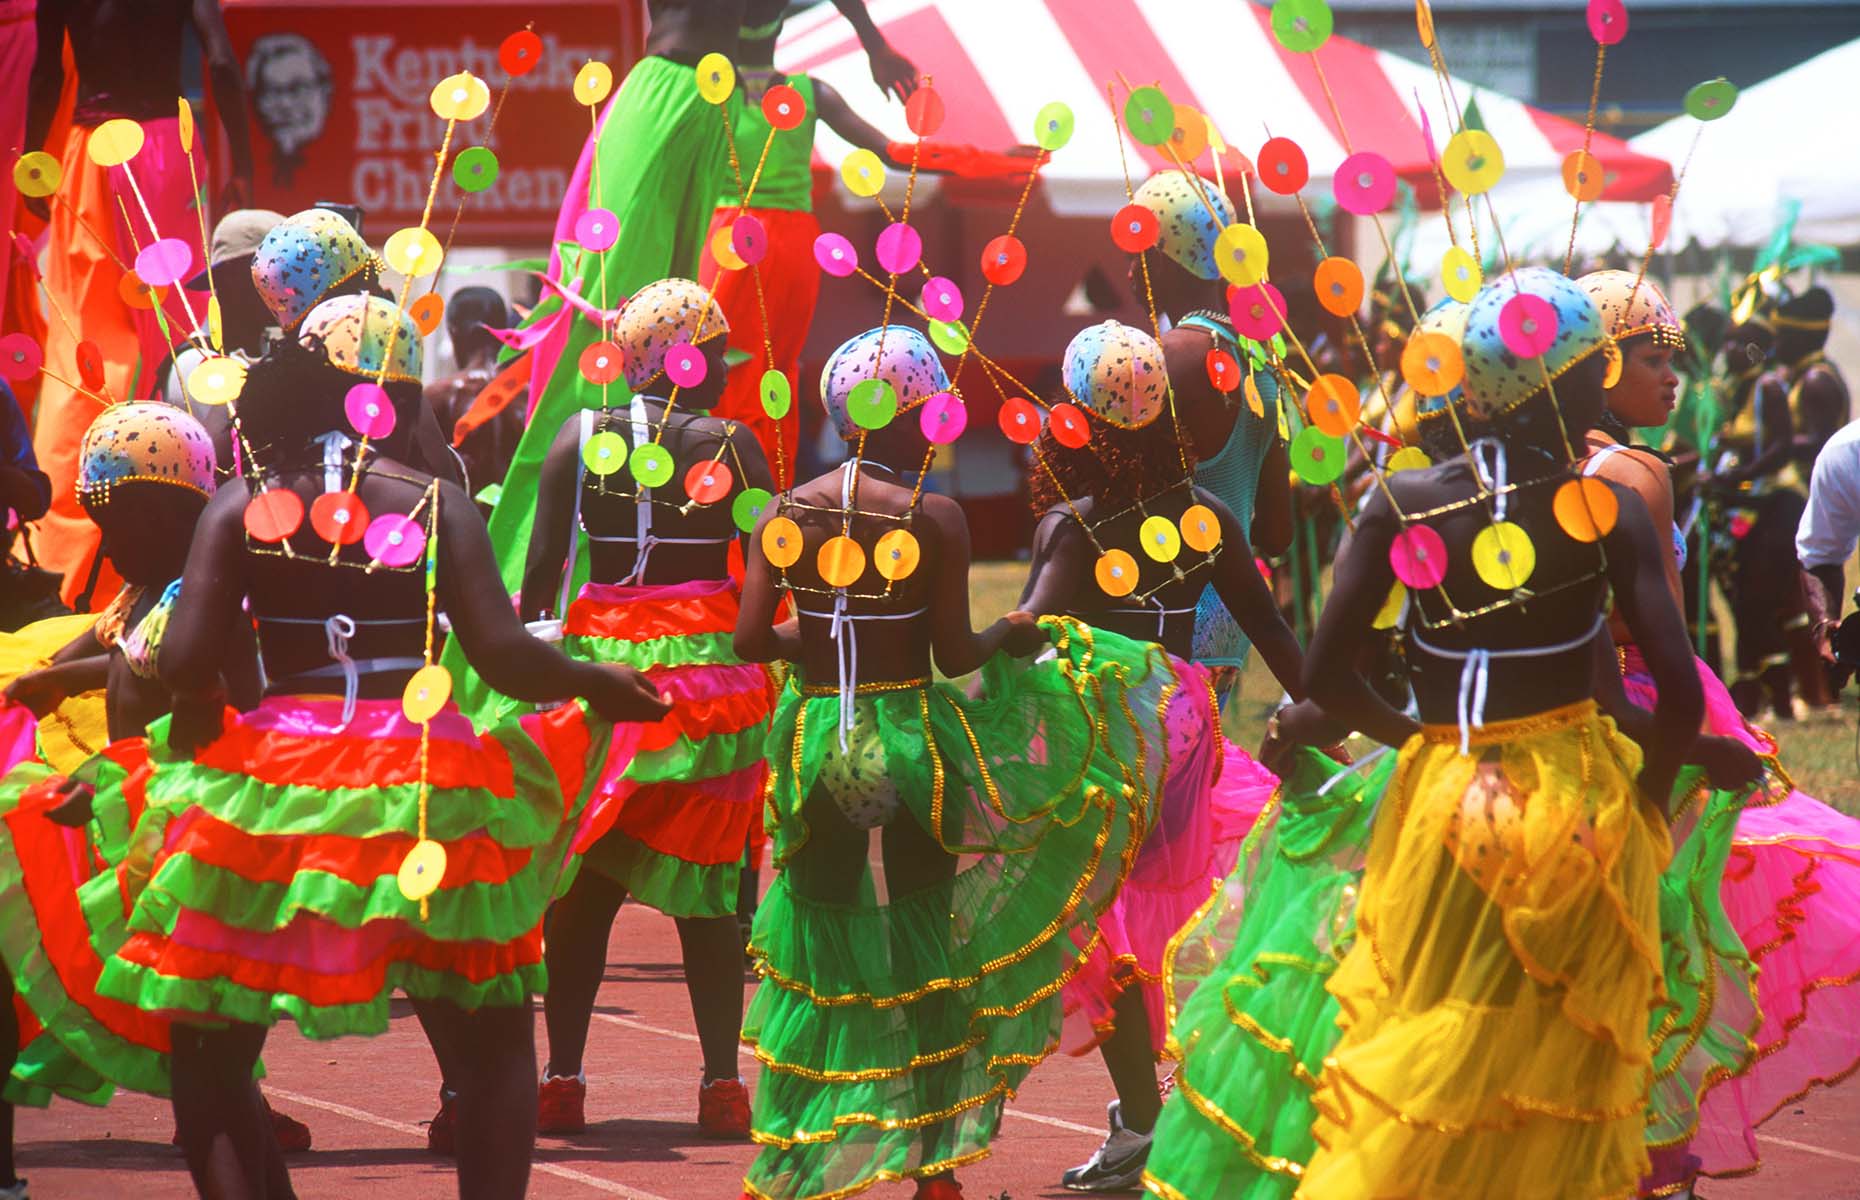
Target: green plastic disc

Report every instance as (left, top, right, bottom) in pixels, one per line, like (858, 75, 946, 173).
(1271, 0, 1334, 53)
(452, 146, 500, 193)
(846, 378, 898, 430)
(628, 443, 674, 488)
(928, 318, 970, 355)
(759, 368, 792, 419)
(1684, 77, 1738, 122)
(1033, 101, 1074, 151)
(1123, 86, 1174, 147)
(733, 486, 773, 533)
(582, 430, 627, 475)
(1290, 426, 1346, 485)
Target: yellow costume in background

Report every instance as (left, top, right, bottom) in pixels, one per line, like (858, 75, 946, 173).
(0, 612, 107, 772)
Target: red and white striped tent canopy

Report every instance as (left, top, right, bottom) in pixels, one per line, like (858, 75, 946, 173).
(778, 0, 1672, 215)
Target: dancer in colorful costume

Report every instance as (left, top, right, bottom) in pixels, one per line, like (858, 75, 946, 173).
(91, 294, 669, 1199)
(1298, 267, 1703, 1199)
(734, 324, 1163, 1200)
(515, 278, 774, 1139)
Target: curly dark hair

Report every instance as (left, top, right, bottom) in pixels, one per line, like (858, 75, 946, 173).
(1028, 406, 1196, 514)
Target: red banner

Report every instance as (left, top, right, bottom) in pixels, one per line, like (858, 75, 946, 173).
(215, 0, 643, 245)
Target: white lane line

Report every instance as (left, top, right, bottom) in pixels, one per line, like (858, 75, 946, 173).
(262, 1085, 674, 1200)
(1756, 1132, 1860, 1166)
(1001, 1109, 1103, 1135)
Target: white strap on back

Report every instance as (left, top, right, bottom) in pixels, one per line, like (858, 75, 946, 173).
(1584, 441, 1624, 477)
(1409, 613, 1606, 755)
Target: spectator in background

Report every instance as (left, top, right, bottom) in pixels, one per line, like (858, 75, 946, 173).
(0, 380, 58, 630)
(425, 287, 522, 506)
(1797, 411, 1860, 691)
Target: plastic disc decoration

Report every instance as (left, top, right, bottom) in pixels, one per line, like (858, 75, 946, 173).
(920, 391, 967, 443)
(402, 663, 452, 724)
(582, 429, 627, 475)
(579, 341, 624, 385)
(186, 355, 246, 406)
(574, 207, 619, 252)
(1290, 426, 1346, 485)
(874, 528, 921, 581)
(0, 334, 40, 382)
(731, 214, 769, 265)
(1257, 137, 1309, 195)
(1314, 256, 1364, 317)
(1401, 332, 1464, 397)
(1167, 104, 1209, 163)
(1213, 223, 1268, 287)
(1243, 372, 1266, 418)
(1471, 521, 1536, 590)
(629, 443, 675, 489)
(430, 72, 491, 121)
(846, 378, 898, 430)
(762, 515, 803, 567)
(1389, 525, 1448, 589)
(1271, 0, 1334, 52)
(1304, 374, 1360, 437)
(1561, 150, 1604, 202)
(1230, 281, 1285, 341)
(1552, 476, 1619, 542)
(243, 489, 304, 543)
(1206, 349, 1240, 394)
(1123, 86, 1174, 147)
(980, 234, 1027, 285)
(1111, 204, 1160, 253)
(85, 119, 145, 167)
(760, 369, 792, 419)
(345, 383, 397, 438)
(1049, 401, 1090, 449)
(928, 319, 970, 355)
(1441, 246, 1482, 303)
(1586, 0, 1628, 45)
(118, 272, 163, 310)
(407, 292, 444, 337)
(384, 226, 443, 278)
(710, 223, 747, 271)
(813, 232, 858, 277)
(1334, 151, 1396, 215)
(311, 491, 369, 546)
(1650, 193, 1673, 251)
(684, 459, 734, 506)
(1373, 581, 1408, 629)
(1180, 504, 1221, 553)
(695, 53, 735, 105)
(763, 84, 806, 130)
(1441, 130, 1504, 195)
(208, 295, 224, 350)
(397, 839, 447, 903)
(921, 276, 964, 322)
(1139, 514, 1182, 563)
(500, 30, 543, 76)
(574, 62, 614, 107)
(841, 149, 886, 197)
(76, 341, 105, 391)
(1033, 102, 1074, 151)
(664, 341, 707, 388)
(1498, 292, 1558, 357)
(134, 238, 194, 288)
(13, 151, 60, 198)
(733, 487, 772, 533)
(1684, 78, 1738, 122)
(906, 86, 945, 138)
(1387, 445, 1431, 473)
(817, 535, 866, 588)
(365, 513, 427, 568)
(1095, 549, 1139, 597)
(999, 396, 1041, 444)
(875, 222, 923, 274)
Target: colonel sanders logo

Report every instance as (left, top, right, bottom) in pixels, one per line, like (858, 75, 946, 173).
(247, 33, 332, 187)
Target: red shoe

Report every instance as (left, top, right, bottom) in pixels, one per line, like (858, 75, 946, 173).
(537, 1073, 587, 1135)
(913, 1178, 963, 1200)
(697, 1076, 750, 1140)
(266, 1102, 313, 1153)
(426, 1090, 456, 1157)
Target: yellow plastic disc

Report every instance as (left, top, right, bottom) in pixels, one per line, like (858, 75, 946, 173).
(1400, 331, 1464, 398)
(1601, 339, 1623, 389)
(1139, 514, 1182, 563)
(1180, 504, 1221, 553)
(1243, 372, 1265, 418)
(397, 838, 448, 902)
(1373, 581, 1408, 629)
(874, 528, 921, 581)
(841, 149, 886, 198)
(709, 223, 746, 271)
(1095, 549, 1139, 597)
(186, 355, 246, 406)
(1387, 446, 1431, 473)
(430, 71, 491, 121)
(582, 430, 627, 475)
(383, 226, 443, 278)
(1471, 521, 1536, 590)
(1304, 374, 1360, 437)
(206, 294, 224, 351)
(1552, 476, 1619, 543)
(85, 119, 145, 168)
(1441, 246, 1482, 304)
(1441, 129, 1505, 195)
(1213, 223, 1269, 288)
(762, 516, 804, 568)
(401, 664, 453, 724)
(695, 52, 736, 105)
(817, 535, 866, 588)
(574, 61, 614, 107)
(12, 151, 61, 198)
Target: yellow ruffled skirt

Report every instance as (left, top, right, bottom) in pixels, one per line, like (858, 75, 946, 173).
(1301, 701, 1672, 1200)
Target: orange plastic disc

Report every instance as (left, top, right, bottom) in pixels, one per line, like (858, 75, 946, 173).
(310, 491, 369, 546)
(817, 535, 866, 588)
(243, 489, 304, 543)
(1304, 374, 1360, 437)
(762, 516, 803, 568)
(1095, 549, 1139, 597)
(1313, 257, 1365, 318)
(1400, 331, 1464, 398)
(1552, 476, 1619, 542)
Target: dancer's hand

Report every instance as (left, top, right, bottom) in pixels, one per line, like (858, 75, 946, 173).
(1258, 700, 1348, 773)
(168, 693, 227, 757)
(588, 664, 672, 724)
(1693, 734, 1762, 793)
(1001, 611, 1047, 657)
(6, 664, 73, 717)
(1637, 766, 1677, 823)
(44, 778, 95, 828)
(865, 40, 918, 102)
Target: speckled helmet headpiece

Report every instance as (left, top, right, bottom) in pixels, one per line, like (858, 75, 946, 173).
(1579, 269, 1684, 350)
(251, 208, 377, 331)
(1461, 267, 1608, 419)
(1062, 320, 1168, 430)
(819, 326, 949, 439)
(1131, 171, 1236, 281)
(615, 278, 730, 391)
(77, 402, 218, 505)
(298, 294, 423, 383)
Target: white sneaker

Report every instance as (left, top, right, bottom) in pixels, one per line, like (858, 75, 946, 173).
(1060, 1100, 1151, 1192)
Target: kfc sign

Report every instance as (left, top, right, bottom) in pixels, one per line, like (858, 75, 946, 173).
(218, 1, 643, 244)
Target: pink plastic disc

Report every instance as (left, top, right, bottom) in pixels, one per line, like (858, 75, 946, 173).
(998, 396, 1040, 445)
(363, 513, 426, 567)
(1586, 0, 1628, 45)
(919, 391, 967, 444)
(1390, 525, 1448, 589)
(731, 214, 768, 266)
(665, 340, 707, 388)
(1228, 281, 1285, 341)
(813, 232, 858, 277)
(1333, 151, 1396, 215)
(1498, 293, 1558, 357)
(1650, 193, 1672, 250)
(134, 237, 195, 288)
(0, 333, 42, 382)
(574, 208, 619, 252)
(874, 222, 923, 275)
(344, 383, 396, 439)
(921, 276, 965, 322)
